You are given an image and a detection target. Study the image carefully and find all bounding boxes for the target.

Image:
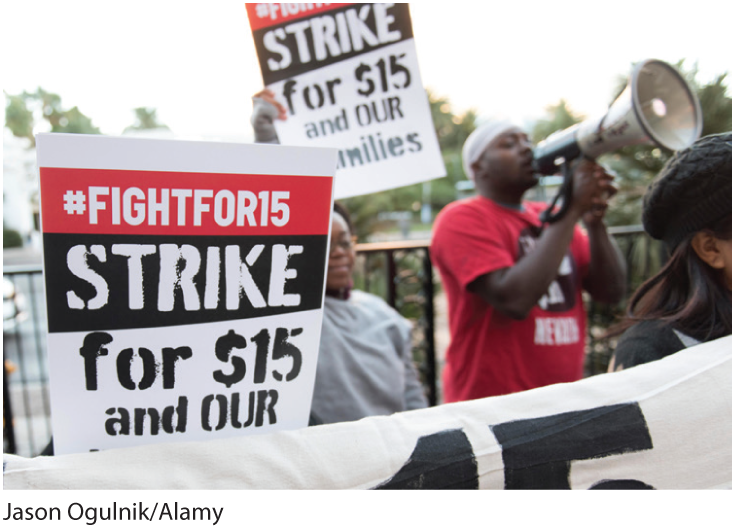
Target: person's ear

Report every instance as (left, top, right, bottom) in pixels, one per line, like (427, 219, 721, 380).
(470, 159, 482, 179)
(691, 231, 727, 269)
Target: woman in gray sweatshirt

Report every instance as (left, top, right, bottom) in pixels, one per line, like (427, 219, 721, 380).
(251, 90, 428, 424)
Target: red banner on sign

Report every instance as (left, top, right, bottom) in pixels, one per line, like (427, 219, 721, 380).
(40, 168, 333, 236)
(246, 3, 353, 31)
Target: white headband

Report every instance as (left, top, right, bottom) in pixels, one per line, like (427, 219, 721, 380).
(462, 120, 516, 182)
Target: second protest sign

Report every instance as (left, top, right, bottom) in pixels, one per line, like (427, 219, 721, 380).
(247, 3, 446, 198)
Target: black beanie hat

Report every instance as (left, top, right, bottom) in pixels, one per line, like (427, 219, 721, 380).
(642, 131, 732, 249)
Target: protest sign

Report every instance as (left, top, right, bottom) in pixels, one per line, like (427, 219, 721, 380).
(246, 3, 446, 198)
(5, 335, 731, 489)
(36, 133, 337, 455)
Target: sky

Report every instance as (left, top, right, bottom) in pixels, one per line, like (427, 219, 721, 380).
(2, 0, 732, 142)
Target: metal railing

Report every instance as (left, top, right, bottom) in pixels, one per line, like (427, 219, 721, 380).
(2, 226, 661, 456)
(3, 264, 52, 457)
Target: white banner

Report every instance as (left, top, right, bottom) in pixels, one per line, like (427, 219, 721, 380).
(5, 335, 731, 489)
(36, 133, 337, 455)
(246, 3, 446, 198)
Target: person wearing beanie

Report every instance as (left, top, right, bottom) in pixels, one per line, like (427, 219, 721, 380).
(609, 132, 732, 371)
(431, 121, 626, 402)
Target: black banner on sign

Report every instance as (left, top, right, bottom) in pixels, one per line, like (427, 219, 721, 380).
(253, 3, 414, 85)
(43, 233, 327, 333)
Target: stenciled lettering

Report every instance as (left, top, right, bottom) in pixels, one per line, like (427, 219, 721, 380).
(374, 403, 656, 489)
(263, 4, 402, 72)
(65, 243, 305, 312)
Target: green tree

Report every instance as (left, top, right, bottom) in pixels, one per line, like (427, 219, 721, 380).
(531, 99, 583, 143)
(4, 93, 34, 141)
(427, 90, 478, 209)
(4, 88, 100, 146)
(430, 91, 477, 151)
(342, 184, 424, 240)
(124, 107, 170, 132)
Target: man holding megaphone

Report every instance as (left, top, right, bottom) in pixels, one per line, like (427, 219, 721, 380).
(431, 59, 703, 404)
(431, 122, 627, 403)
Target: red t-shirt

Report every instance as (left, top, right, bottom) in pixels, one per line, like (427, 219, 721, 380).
(431, 196, 591, 402)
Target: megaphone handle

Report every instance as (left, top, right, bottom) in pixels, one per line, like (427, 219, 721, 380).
(539, 159, 574, 224)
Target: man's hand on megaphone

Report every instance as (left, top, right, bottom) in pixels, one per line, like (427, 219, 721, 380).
(586, 164, 617, 225)
(568, 158, 617, 224)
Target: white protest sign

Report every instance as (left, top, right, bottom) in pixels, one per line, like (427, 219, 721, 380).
(36, 133, 337, 455)
(5, 335, 731, 489)
(246, 3, 446, 198)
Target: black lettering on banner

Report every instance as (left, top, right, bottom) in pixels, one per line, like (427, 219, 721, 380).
(201, 394, 229, 431)
(79, 332, 113, 390)
(355, 54, 411, 97)
(80, 334, 193, 391)
(105, 407, 130, 436)
(104, 396, 187, 436)
(116, 347, 157, 390)
(251, 328, 270, 384)
(213, 330, 248, 388)
(354, 63, 374, 97)
(390, 54, 411, 89)
(354, 96, 404, 127)
(255, 389, 278, 427)
(212, 327, 304, 386)
(282, 78, 345, 114)
(304, 107, 349, 138)
(374, 403, 655, 489)
(231, 391, 255, 429)
(201, 390, 278, 431)
(162, 346, 193, 389)
(491, 403, 655, 489)
(374, 429, 478, 489)
(336, 131, 422, 170)
(271, 327, 303, 381)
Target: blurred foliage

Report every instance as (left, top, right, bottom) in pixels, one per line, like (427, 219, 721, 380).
(341, 182, 422, 240)
(3, 228, 23, 248)
(4, 94, 34, 142)
(531, 99, 584, 143)
(4, 88, 101, 146)
(124, 107, 170, 132)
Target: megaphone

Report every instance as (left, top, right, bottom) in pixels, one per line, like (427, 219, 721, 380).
(534, 59, 703, 223)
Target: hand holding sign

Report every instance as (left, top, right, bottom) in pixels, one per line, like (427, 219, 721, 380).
(253, 88, 288, 121)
